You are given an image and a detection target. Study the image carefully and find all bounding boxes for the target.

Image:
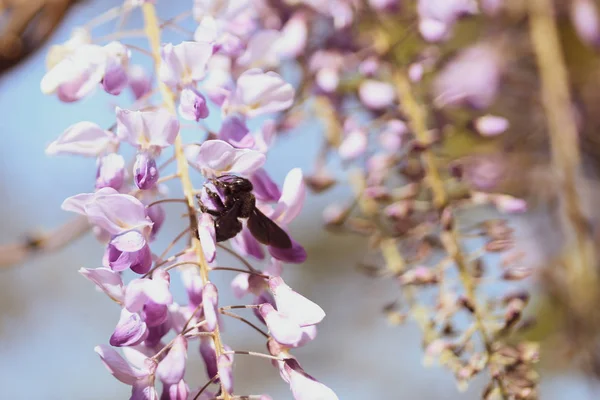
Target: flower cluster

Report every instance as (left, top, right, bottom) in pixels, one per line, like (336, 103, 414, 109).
(42, 1, 338, 399)
(38, 0, 600, 398)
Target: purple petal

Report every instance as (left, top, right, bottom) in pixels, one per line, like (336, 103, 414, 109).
(202, 282, 219, 332)
(278, 12, 308, 59)
(358, 80, 396, 110)
(217, 354, 234, 394)
(147, 203, 166, 241)
(145, 319, 172, 347)
(231, 227, 265, 260)
(268, 238, 307, 264)
(572, 0, 600, 47)
(110, 309, 149, 347)
(181, 265, 204, 306)
(199, 337, 218, 380)
(157, 336, 187, 385)
(79, 267, 125, 303)
(46, 121, 115, 157)
(338, 129, 367, 161)
(96, 153, 126, 190)
(134, 151, 160, 190)
(260, 303, 303, 346)
(269, 277, 325, 327)
(102, 61, 128, 95)
(433, 43, 501, 109)
(250, 169, 281, 202)
(198, 214, 217, 262)
(41, 44, 107, 101)
(237, 29, 282, 68)
(284, 359, 339, 400)
(271, 168, 305, 225)
(159, 41, 214, 87)
(233, 69, 295, 118)
(142, 302, 169, 327)
(125, 276, 173, 313)
(128, 65, 153, 100)
(179, 88, 210, 121)
(83, 191, 152, 236)
(94, 344, 147, 385)
(132, 376, 159, 400)
(162, 380, 189, 400)
(107, 232, 152, 274)
(219, 115, 255, 149)
(116, 107, 180, 150)
(186, 140, 266, 177)
(474, 115, 509, 137)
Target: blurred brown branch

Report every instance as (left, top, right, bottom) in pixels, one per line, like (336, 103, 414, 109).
(0, 216, 90, 268)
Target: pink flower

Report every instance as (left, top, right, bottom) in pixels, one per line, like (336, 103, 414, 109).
(283, 359, 339, 400)
(198, 214, 217, 262)
(231, 226, 266, 260)
(41, 44, 107, 101)
(79, 267, 125, 303)
(474, 115, 509, 137)
(237, 30, 282, 68)
(338, 127, 367, 161)
(116, 108, 180, 152)
(229, 69, 295, 118)
(163, 380, 189, 400)
(259, 304, 316, 347)
(62, 188, 152, 236)
(269, 277, 325, 326)
(417, 0, 478, 42)
(202, 282, 219, 332)
(278, 12, 308, 59)
(46, 121, 116, 157)
(217, 354, 234, 393)
(358, 80, 396, 110)
(96, 153, 126, 190)
(571, 0, 600, 47)
(124, 273, 173, 314)
(269, 168, 305, 226)
(110, 308, 149, 347)
(128, 64, 153, 100)
(106, 231, 153, 274)
(157, 336, 187, 385)
(219, 116, 255, 148)
(159, 41, 214, 88)
(250, 169, 281, 202)
(134, 151, 159, 190)
(185, 139, 266, 177)
(101, 41, 130, 95)
(95, 344, 159, 399)
(434, 43, 502, 109)
(178, 88, 210, 121)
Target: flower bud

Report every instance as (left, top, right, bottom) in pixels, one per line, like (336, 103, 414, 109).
(179, 88, 209, 121)
(96, 153, 125, 190)
(134, 151, 159, 190)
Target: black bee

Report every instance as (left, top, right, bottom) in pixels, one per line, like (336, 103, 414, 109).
(197, 175, 292, 249)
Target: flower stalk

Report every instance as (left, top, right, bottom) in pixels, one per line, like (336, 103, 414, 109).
(141, 3, 230, 398)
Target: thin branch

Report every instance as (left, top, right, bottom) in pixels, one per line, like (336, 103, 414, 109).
(393, 69, 508, 398)
(0, 216, 90, 268)
(210, 266, 269, 279)
(193, 374, 220, 400)
(223, 350, 284, 362)
(216, 244, 260, 273)
(219, 310, 269, 338)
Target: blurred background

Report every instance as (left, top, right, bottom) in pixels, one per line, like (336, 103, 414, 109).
(0, 0, 598, 399)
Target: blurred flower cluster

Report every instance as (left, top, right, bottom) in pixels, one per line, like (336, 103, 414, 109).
(37, 0, 600, 398)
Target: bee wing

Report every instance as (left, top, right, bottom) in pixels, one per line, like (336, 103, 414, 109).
(247, 208, 292, 249)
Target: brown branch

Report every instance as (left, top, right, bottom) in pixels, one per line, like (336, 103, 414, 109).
(0, 216, 90, 268)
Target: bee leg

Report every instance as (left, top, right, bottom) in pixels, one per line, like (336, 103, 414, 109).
(195, 194, 223, 217)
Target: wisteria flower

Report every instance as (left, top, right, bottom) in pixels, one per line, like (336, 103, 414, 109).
(62, 188, 152, 236)
(178, 88, 210, 121)
(228, 69, 295, 118)
(95, 344, 158, 399)
(116, 108, 180, 152)
(159, 41, 214, 88)
(282, 359, 339, 400)
(185, 139, 266, 177)
(46, 121, 116, 157)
